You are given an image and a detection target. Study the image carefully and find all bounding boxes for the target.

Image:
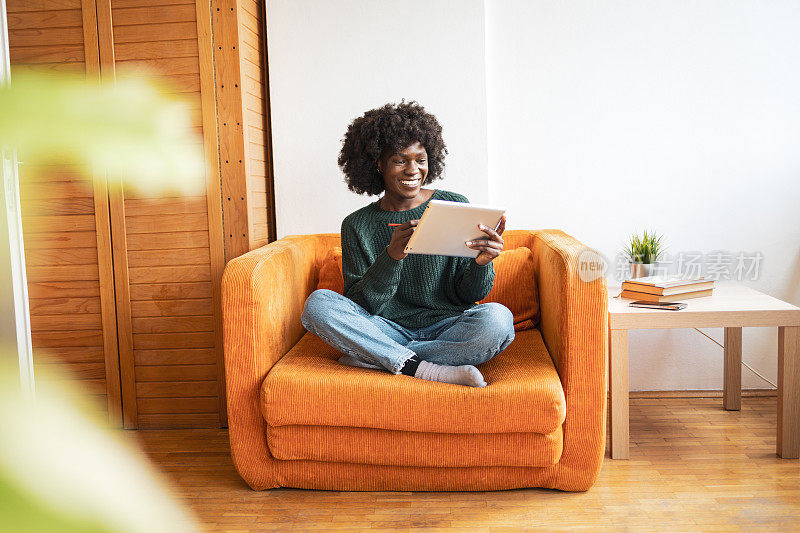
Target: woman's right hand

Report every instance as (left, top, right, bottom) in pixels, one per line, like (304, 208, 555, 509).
(387, 220, 419, 261)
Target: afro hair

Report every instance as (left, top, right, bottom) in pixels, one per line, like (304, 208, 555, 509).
(337, 100, 447, 196)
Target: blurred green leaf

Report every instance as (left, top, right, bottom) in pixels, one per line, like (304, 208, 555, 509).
(0, 68, 206, 197)
(0, 359, 200, 532)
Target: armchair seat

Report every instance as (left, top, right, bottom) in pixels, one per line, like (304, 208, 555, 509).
(261, 328, 565, 468)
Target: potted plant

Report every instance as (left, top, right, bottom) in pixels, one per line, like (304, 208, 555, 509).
(623, 229, 664, 279)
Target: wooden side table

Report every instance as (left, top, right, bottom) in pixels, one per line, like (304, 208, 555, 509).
(607, 284, 800, 459)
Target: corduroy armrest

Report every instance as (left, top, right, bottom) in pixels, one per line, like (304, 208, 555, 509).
(221, 234, 331, 489)
(531, 230, 608, 490)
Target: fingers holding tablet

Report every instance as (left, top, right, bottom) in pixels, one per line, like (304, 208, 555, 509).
(467, 215, 506, 265)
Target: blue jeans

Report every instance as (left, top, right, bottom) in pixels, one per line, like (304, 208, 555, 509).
(300, 289, 515, 375)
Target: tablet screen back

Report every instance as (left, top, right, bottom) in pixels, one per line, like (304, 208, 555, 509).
(404, 199, 505, 258)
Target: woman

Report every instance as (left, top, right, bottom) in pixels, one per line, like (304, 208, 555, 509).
(301, 101, 514, 387)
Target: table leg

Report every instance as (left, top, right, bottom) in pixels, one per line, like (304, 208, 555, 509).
(777, 326, 799, 458)
(609, 328, 629, 459)
(723, 327, 742, 411)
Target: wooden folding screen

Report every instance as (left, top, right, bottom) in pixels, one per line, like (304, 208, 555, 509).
(7, 0, 274, 429)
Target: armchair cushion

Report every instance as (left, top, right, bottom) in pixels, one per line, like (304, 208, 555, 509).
(261, 328, 565, 435)
(317, 246, 343, 293)
(266, 423, 562, 468)
(478, 246, 538, 331)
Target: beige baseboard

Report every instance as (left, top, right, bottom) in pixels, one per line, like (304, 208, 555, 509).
(618, 389, 777, 399)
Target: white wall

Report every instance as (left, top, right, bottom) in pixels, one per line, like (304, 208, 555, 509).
(266, 0, 800, 391)
(267, 0, 488, 239)
(486, 0, 800, 390)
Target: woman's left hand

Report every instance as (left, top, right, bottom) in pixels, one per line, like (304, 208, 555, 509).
(466, 215, 506, 266)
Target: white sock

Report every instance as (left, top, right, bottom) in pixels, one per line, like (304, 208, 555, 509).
(414, 360, 487, 388)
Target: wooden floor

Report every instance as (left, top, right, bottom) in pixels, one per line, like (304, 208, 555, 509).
(132, 397, 800, 532)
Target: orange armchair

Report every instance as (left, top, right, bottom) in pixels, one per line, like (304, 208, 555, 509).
(221, 230, 608, 491)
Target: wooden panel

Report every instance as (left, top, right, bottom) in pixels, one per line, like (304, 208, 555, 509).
(246, 140, 266, 162)
(10, 61, 85, 74)
(250, 207, 267, 226)
(158, 73, 201, 93)
(25, 247, 98, 266)
(114, 39, 198, 61)
(24, 178, 89, 199)
(27, 280, 100, 299)
(7, 0, 124, 427)
(136, 381, 218, 397)
(213, 0, 249, 261)
(133, 332, 215, 350)
(30, 313, 102, 331)
(6, 0, 81, 11)
(105, 0, 222, 429)
(136, 413, 219, 428)
(128, 264, 211, 284)
(91, 171, 124, 426)
(18, 170, 91, 184)
(26, 264, 100, 281)
(31, 329, 104, 348)
(28, 297, 101, 314)
(113, 4, 197, 26)
(129, 298, 212, 317)
(113, 21, 197, 43)
(115, 56, 200, 75)
(128, 248, 210, 267)
(126, 230, 209, 250)
(132, 315, 214, 333)
(124, 196, 207, 215)
(21, 231, 98, 249)
(137, 396, 218, 414)
(8, 26, 85, 47)
(92, 0, 138, 428)
(134, 347, 215, 365)
(35, 362, 107, 380)
(125, 213, 209, 234)
(6, 9, 83, 29)
(239, 0, 272, 251)
(23, 198, 95, 216)
(35, 345, 105, 364)
(24, 214, 97, 233)
(135, 364, 216, 381)
(247, 192, 266, 209)
(128, 281, 212, 300)
(10, 45, 84, 63)
(113, 0, 194, 8)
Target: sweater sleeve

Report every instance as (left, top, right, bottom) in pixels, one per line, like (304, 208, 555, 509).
(453, 257, 495, 304)
(341, 219, 403, 315)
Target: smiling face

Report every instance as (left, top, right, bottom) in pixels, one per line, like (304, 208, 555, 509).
(378, 141, 429, 203)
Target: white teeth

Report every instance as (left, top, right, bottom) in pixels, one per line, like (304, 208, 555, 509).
(400, 179, 419, 186)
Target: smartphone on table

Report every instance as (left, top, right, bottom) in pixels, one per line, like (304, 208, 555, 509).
(628, 301, 688, 311)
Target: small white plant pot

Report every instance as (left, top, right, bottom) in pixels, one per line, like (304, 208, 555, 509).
(629, 262, 655, 279)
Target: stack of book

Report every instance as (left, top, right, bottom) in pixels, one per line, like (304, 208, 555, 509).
(620, 275, 714, 302)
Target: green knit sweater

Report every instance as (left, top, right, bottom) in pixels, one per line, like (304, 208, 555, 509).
(341, 189, 495, 329)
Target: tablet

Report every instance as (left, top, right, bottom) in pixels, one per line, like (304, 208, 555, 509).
(403, 199, 506, 258)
